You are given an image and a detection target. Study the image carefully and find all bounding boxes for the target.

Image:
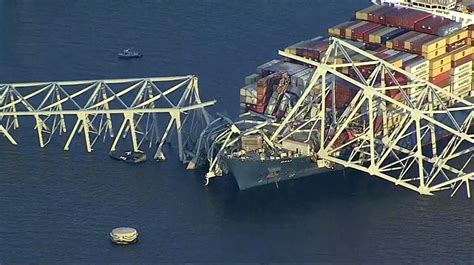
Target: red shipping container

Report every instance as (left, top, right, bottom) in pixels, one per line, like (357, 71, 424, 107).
(446, 39, 467, 52)
(431, 77, 451, 88)
(391, 32, 419, 50)
(410, 34, 437, 54)
(293, 39, 330, 61)
(352, 22, 382, 41)
(429, 70, 451, 83)
(414, 16, 462, 36)
(386, 9, 431, 30)
(367, 6, 394, 24)
(385, 72, 408, 89)
(326, 79, 359, 109)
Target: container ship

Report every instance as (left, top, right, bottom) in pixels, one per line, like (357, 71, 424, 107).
(196, 0, 474, 191)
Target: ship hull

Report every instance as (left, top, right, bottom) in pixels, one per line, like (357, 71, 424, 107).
(224, 156, 342, 190)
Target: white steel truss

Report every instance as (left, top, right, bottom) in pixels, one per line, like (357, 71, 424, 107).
(196, 38, 474, 198)
(0, 76, 214, 163)
(276, 38, 474, 197)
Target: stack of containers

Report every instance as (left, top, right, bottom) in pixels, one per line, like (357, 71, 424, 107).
(470, 26, 474, 95)
(450, 45, 473, 98)
(349, 21, 384, 42)
(384, 8, 432, 30)
(428, 52, 452, 92)
(284, 37, 330, 61)
(386, 32, 447, 60)
(414, 16, 463, 37)
(240, 83, 258, 113)
(244, 5, 474, 115)
(368, 26, 407, 45)
(252, 73, 286, 113)
(325, 78, 360, 110)
(404, 57, 430, 81)
(328, 21, 361, 38)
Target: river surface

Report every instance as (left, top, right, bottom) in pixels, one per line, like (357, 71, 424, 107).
(0, 0, 473, 263)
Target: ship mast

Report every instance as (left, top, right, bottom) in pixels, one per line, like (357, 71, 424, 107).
(373, 0, 474, 27)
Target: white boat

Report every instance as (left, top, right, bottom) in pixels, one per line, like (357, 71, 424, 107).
(118, 48, 142, 59)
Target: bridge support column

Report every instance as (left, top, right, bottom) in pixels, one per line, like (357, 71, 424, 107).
(154, 116, 175, 161)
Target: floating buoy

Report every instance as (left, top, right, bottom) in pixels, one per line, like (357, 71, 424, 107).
(110, 227, 138, 245)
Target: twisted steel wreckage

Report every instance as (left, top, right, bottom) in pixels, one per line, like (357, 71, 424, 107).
(0, 0, 473, 197)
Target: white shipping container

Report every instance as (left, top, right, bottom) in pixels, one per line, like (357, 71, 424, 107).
(452, 75, 472, 92)
(451, 61, 473, 76)
(451, 71, 471, 83)
(455, 85, 471, 98)
(405, 58, 429, 74)
(413, 69, 429, 79)
(415, 74, 429, 81)
(282, 139, 311, 156)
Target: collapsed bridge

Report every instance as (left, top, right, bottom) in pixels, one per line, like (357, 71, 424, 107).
(0, 75, 214, 163)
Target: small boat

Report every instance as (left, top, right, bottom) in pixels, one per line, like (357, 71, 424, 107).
(109, 150, 147, 164)
(118, 48, 142, 59)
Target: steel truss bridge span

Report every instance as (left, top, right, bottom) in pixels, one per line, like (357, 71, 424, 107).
(0, 75, 214, 163)
(197, 38, 474, 198)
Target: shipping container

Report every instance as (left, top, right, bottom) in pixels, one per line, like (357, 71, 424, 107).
(451, 75, 472, 92)
(430, 64, 452, 77)
(257, 60, 280, 76)
(450, 46, 474, 62)
(422, 47, 446, 60)
(369, 27, 406, 44)
(429, 70, 451, 83)
(356, 5, 384, 21)
(325, 78, 360, 109)
(387, 31, 420, 51)
(451, 54, 473, 68)
(367, 5, 394, 24)
(445, 30, 469, 45)
(352, 21, 383, 41)
(328, 21, 359, 37)
(404, 58, 430, 75)
(451, 61, 473, 75)
(429, 53, 452, 70)
(345, 21, 367, 39)
(446, 38, 467, 52)
(385, 8, 432, 30)
(285, 37, 330, 61)
(414, 15, 463, 37)
(451, 70, 471, 83)
(261, 61, 308, 77)
(244, 73, 260, 85)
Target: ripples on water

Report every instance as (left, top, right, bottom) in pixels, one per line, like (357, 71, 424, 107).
(0, 0, 473, 263)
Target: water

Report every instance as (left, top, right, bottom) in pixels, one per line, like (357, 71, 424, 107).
(0, 0, 473, 263)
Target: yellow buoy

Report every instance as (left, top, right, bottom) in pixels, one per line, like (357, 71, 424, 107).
(110, 227, 138, 245)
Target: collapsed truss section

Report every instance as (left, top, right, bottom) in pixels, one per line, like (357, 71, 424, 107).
(0, 76, 214, 163)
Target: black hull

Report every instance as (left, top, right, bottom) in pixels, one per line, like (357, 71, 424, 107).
(224, 156, 342, 190)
